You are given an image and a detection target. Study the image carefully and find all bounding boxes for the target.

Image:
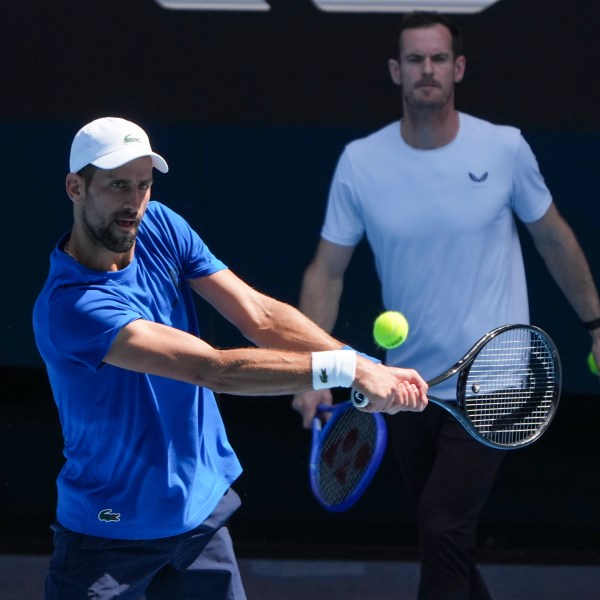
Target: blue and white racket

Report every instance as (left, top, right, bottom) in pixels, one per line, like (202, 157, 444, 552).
(310, 400, 387, 512)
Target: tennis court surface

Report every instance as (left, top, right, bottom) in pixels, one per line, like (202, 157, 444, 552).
(3, 551, 600, 599)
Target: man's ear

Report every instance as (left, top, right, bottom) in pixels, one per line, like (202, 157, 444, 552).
(66, 173, 84, 204)
(454, 55, 466, 84)
(388, 58, 402, 86)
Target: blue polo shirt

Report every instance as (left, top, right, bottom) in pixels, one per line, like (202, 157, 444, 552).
(33, 201, 242, 539)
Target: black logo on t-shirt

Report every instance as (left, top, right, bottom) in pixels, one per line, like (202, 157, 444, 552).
(469, 172, 489, 183)
(98, 508, 121, 522)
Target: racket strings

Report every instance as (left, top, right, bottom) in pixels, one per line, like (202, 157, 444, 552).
(316, 409, 378, 505)
(463, 329, 559, 445)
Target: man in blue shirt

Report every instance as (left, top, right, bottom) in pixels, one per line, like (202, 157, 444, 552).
(33, 117, 429, 600)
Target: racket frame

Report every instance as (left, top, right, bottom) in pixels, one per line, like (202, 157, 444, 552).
(352, 324, 562, 450)
(309, 401, 387, 512)
(433, 324, 562, 449)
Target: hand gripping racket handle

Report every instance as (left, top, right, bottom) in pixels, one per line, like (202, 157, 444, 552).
(351, 389, 370, 408)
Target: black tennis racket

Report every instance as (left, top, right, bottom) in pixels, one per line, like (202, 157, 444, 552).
(310, 401, 387, 512)
(352, 324, 561, 450)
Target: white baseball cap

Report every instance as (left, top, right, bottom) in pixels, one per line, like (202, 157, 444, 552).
(69, 117, 169, 174)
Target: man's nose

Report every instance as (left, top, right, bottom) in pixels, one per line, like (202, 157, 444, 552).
(422, 57, 433, 74)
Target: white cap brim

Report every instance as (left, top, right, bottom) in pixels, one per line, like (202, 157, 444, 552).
(91, 147, 169, 173)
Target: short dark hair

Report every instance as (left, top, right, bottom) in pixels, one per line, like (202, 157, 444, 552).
(76, 164, 99, 191)
(391, 11, 463, 59)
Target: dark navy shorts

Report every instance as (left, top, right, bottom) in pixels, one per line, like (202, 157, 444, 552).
(44, 488, 246, 600)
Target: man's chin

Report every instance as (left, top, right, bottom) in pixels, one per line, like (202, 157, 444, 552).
(103, 237, 136, 254)
(406, 94, 450, 112)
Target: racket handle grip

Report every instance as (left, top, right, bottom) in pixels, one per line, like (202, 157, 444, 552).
(351, 389, 370, 408)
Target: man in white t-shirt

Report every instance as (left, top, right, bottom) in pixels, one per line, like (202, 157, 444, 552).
(293, 11, 600, 600)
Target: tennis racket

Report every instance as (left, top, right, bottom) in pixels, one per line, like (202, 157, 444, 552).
(310, 401, 387, 512)
(352, 324, 561, 450)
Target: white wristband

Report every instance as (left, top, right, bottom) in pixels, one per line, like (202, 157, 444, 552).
(311, 350, 356, 390)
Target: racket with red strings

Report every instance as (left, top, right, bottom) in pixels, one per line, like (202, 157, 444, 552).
(309, 400, 387, 512)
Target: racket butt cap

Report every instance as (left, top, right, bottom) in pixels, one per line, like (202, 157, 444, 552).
(351, 389, 370, 408)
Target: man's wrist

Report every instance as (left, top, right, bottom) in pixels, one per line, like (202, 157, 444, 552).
(311, 350, 356, 390)
(342, 344, 381, 365)
(583, 317, 600, 331)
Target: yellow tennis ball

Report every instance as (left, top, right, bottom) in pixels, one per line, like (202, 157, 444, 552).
(588, 352, 600, 376)
(373, 311, 409, 350)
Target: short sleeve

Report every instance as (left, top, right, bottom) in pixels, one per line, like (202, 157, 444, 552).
(321, 151, 365, 247)
(511, 136, 553, 223)
(47, 287, 141, 370)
